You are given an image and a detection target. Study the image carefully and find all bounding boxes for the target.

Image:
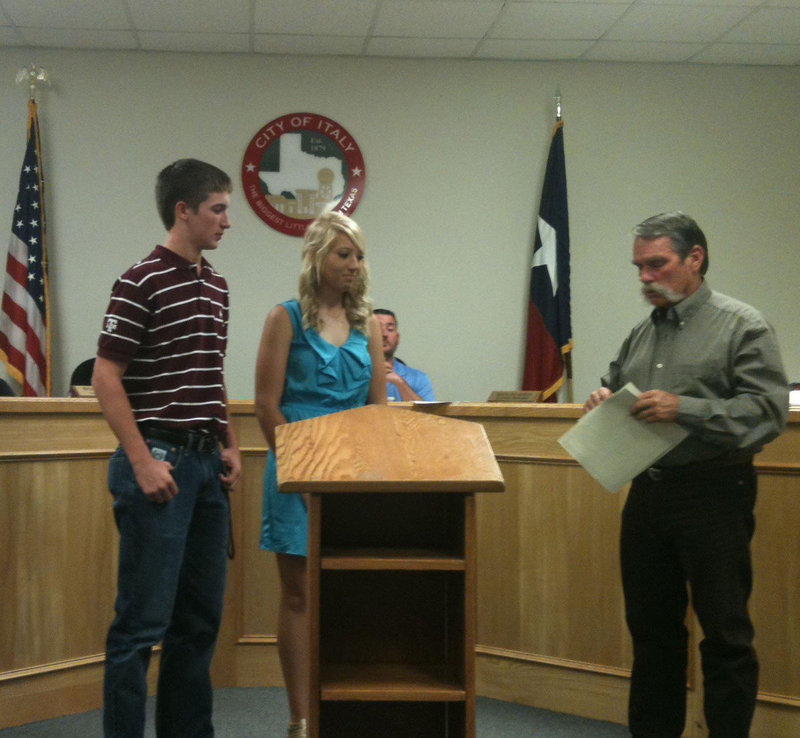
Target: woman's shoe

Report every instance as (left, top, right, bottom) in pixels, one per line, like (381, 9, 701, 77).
(286, 718, 308, 738)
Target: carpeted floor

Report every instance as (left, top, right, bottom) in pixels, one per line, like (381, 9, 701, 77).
(0, 687, 629, 736)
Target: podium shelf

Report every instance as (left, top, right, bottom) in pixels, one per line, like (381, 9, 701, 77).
(320, 663, 466, 702)
(322, 547, 466, 571)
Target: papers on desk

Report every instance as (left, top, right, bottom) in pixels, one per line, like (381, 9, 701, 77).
(558, 382, 689, 492)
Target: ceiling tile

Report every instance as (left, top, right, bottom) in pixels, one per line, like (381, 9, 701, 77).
(508, 0, 631, 4)
(491, 2, 628, 40)
(366, 36, 479, 57)
(253, 0, 378, 36)
(0, 26, 22, 44)
(373, 1, 501, 38)
(18, 27, 137, 49)
(693, 42, 800, 65)
(722, 7, 800, 44)
(639, 0, 762, 5)
(1, 0, 129, 29)
(605, 5, 752, 43)
(254, 34, 366, 56)
(585, 40, 706, 62)
(0, 0, 796, 66)
(139, 32, 251, 53)
(476, 38, 594, 59)
(128, 0, 250, 33)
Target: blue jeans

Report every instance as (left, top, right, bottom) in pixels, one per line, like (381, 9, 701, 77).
(622, 462, 758, 738)
(103, 439, 229, 738)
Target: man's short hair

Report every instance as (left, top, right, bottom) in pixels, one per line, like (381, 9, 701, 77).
(633, 211, 709, 275)
(155, 159, 232, 230)
(373, 308, 396, 321)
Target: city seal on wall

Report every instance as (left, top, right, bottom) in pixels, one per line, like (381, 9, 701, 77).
(242, 112, 366, 237)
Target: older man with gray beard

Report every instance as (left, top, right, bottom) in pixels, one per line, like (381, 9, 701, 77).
(585, 212, 788, 738)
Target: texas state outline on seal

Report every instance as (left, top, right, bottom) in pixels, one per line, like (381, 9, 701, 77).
(242, 112, 366, 237)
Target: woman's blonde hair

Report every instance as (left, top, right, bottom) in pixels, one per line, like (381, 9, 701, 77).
(298, 211, 372, 333)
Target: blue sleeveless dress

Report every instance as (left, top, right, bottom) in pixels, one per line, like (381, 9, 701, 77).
(260, 299, 373, 556)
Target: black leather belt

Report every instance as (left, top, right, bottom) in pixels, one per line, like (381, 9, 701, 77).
(646, 454, 752, 481)
(139, 422, 221, 453)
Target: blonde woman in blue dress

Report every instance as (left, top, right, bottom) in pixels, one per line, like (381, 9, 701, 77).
(254, 211, 386, 738)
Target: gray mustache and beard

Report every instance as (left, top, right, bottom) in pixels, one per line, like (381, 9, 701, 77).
(641, 282, 685, 305)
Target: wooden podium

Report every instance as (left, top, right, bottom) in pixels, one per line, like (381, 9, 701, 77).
(276, 404, 505, 738)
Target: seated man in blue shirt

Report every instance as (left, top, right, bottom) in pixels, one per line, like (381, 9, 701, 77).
(373, 309, 435, 401)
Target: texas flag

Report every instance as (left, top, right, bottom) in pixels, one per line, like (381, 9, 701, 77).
(522, 119, 572, 401)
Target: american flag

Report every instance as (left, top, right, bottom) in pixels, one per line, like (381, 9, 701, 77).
(0, 99, 50, 396)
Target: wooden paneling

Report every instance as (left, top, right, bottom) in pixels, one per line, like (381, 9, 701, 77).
(1, 399, 798, 736)
(0, 398, 117, 458)
(477, 461, 630, 670)
(0, 457, 116, 672)
(752, 473, 800, 699)
(238, 453, 279, 639)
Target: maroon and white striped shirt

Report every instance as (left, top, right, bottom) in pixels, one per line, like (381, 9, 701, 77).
(97, 245, 229, 434)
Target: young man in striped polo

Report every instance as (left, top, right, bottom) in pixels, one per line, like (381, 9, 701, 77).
(93, 159, 241, 738)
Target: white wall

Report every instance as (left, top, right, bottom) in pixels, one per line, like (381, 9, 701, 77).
(2, 49, 798, 401)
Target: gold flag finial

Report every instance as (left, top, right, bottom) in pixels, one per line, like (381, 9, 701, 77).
(16, 64, 50, 101)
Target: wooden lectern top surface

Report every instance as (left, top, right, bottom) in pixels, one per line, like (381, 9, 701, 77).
(276, 404, 505, 493)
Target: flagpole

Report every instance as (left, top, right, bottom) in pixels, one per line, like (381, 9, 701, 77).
(24, 64, 51, 396)
(523, 91, 572, 403)
(24, 64, 51, 397)
(554, 92, 574, 403)
(0, 64, 52, 395)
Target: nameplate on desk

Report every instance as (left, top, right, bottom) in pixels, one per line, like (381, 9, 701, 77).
(487, 390, 542, 403)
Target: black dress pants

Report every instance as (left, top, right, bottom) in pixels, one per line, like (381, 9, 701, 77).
(621, 461, 758, 738)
